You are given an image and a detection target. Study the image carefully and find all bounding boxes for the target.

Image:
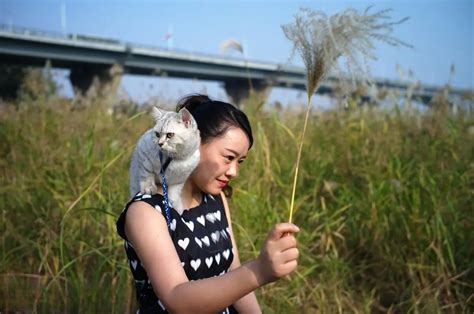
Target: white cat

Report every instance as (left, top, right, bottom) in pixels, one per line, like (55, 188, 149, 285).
(129, 107, 200, 214)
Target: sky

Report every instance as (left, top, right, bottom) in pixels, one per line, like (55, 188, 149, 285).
(0, 0, 473, 105)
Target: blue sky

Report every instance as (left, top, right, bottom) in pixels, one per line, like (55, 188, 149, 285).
(1, 0, 472, 104)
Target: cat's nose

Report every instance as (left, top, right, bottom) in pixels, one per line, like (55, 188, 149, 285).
(158, 142, 164, 147)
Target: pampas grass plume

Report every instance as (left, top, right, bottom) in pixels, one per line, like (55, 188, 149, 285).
(282, 6, 410, 223)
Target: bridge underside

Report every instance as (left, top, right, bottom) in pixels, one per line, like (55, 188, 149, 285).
(0, 58, 276, 106)
(0, 34, 341, 105)
(1, 29, 472, 107)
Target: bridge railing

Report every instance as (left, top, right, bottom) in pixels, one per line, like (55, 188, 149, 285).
(0, 23, 278, 66)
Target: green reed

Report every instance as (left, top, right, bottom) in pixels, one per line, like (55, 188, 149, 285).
(0, 92, 473, 313)
(232, 96, 473, 313)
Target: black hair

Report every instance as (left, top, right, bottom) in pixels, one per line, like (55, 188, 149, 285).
(176, 94, 253, 149)
(176, 94, 253, 198)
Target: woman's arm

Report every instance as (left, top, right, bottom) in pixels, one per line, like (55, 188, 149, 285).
(125, 201, 299, 314)
(221, 192, 262, 313)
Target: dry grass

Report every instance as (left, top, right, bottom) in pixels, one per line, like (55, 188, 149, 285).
(0, 66, 473, 312)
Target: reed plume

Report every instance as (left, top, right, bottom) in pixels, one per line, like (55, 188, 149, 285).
(282, 6, 410, 223)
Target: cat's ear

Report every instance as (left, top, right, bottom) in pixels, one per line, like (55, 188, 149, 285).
(179, 108, 195, 128)
(152, 107, 164, 121)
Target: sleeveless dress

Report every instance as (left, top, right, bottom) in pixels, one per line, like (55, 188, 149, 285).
(116, 192, 238, 313)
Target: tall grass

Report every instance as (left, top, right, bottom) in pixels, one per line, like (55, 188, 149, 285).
(234, 97, 473, 313)
(1, 90, 473, 312)
(0, 96, 145, 312)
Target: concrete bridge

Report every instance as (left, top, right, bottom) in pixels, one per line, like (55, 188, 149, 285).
(0, 24, 471, 105)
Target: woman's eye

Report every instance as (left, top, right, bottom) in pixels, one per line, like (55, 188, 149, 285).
(226, 155, 235, 162)
(167, 133, 174, 139)
(155, 131, 160, 138)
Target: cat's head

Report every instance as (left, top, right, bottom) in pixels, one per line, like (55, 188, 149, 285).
(151, 107, 200, 157)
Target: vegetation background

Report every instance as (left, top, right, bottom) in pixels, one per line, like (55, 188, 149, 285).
(1, 68, 473, 313)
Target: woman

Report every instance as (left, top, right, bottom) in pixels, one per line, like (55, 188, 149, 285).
(116, 94, 299, 313)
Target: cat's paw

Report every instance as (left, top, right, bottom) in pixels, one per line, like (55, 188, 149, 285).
(140, 180, 158, 196)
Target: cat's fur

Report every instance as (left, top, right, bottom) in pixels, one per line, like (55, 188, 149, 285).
(129, 107, 200, 214)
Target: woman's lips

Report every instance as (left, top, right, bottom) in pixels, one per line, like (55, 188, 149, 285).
(217, 179, 228, 188)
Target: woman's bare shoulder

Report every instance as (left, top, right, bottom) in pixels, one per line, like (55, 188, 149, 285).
(124, 200, 168, 243)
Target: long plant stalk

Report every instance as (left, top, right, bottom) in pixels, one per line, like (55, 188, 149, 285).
(288, 94, 313, 223)
(283, 7, 410, 224)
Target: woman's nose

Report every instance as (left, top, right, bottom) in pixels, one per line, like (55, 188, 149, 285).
(226, 162, 238, 178)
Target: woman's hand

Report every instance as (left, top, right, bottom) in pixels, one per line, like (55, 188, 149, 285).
(253, 223, 300, 285)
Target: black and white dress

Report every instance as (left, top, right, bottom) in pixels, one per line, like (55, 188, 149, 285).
(116, 192, 237, 313)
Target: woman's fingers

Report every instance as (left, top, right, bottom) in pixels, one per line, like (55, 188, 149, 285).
(267, 223, 300, 241)
(276, 234, 298, 250)
(255, 223, 300, 284)
(280, 247, 299, 263)
(281, 260, 298, 274)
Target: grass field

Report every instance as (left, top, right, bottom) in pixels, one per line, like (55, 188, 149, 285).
(1, 87, 473, 312)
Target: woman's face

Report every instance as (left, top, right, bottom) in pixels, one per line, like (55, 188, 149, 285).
(190, 127, 250, 195)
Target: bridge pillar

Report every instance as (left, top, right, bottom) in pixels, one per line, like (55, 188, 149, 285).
(0, 64, 27, 100)
(69, 63, 123, 103)
(224, 79, 271, 107)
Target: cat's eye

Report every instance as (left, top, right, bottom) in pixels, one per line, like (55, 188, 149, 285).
(166, 133, 174, 139)
(155, 131, 160, 138)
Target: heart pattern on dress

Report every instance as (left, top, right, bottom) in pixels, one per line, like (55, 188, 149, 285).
(223, 249, 230, 260)
(182, 219, 194, 232)
(190, 259, 201, 271)
(178, 238, 189, 250)
(201, 236, 210, 247)
(124, 196, 233, 279)
(197, 215, 205, 226)
(170, 219, 177, 231)
(195, 237, 202, 248)
(206, 213, 216, 223)
(220, 230, 228, 239)
(211, 231, 220, 243)
(120, 193, 238, 313)
(205, 256, 213, 268)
